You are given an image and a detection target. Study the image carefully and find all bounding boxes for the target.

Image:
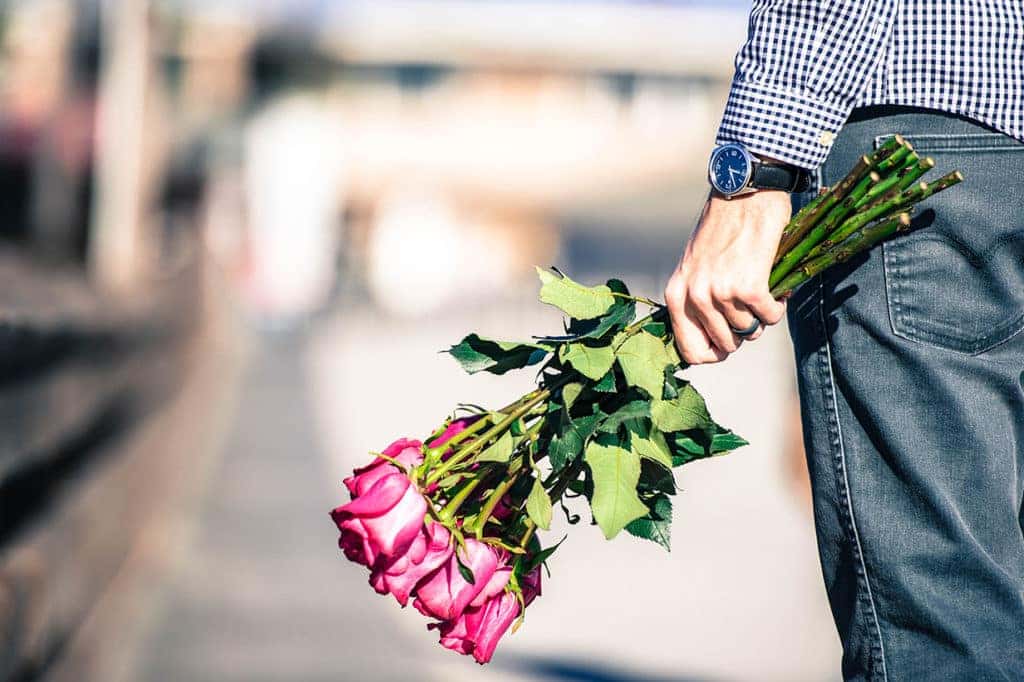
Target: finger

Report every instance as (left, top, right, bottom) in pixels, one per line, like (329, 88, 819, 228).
(689, 296, 739, 354)
(668, 298, 726, 365)
(716, 298, 760, 338)
(745, 290, 788, 326)
(683, 318, 729, 364)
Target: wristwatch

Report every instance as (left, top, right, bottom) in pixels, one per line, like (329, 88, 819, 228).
(708, 142, 815, 198)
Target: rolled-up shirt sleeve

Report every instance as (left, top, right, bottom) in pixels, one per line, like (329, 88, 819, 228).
(716, 0, 899, 170)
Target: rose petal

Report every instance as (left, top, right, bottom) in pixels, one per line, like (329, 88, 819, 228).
(337, 474, 410, 517)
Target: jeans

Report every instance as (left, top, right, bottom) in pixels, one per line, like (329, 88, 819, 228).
(788, 105, 1024, 681)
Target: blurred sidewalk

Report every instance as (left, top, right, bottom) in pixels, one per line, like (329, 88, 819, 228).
(131, 338, 438, 682)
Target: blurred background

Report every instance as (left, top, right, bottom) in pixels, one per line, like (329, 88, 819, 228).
(0, 0, 842, 680)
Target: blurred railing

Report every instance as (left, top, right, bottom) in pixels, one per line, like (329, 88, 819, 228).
(0, 250, 200, 680)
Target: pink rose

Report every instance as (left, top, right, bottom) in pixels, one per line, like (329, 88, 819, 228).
(431, 590, 521, 664)
(330, 470, 427, 564)
(344, 438, 424, 498)
(369, 521, 452, 606)
(413, 538, 499, 621)
(469, 562, 512, 609)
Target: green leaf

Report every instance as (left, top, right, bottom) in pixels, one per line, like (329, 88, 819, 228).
(456, 555, 477, 584)
(669, 432, 708, 466)
(559, 342, 615, 381)
(597, 400, 651, 433)
(662, 373, 680, 400)
(667, 425, 746, 465)
(566, 279, 636, 339)
(711, 430, 749, 453)
(626, 421, 673, 469)
(664, 339, 682, 367)
(537, 267, 615, 320)
(477, 430, 513, 463)
(615, 331, 673, 397)
(448, 334, 551, 375)
(642, 320, 668, 337)
(526, 478, 553, 530)
(650, 384, 711, 432)
(592, 370, 617, 393)
(625, 495, 673, 551)
(548, 410, 603, 470)
(523, 536, 566, 573)
(584, 441, 650, 540)
(638, 458, 677, 495)
(562, 382, 584, 411)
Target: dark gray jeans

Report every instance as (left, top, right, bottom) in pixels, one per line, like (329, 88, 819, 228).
(788, 106, 1024, 681)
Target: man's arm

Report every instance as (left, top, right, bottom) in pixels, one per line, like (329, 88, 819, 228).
(668, 0, 898, 365)
(720, 0, 899, 169)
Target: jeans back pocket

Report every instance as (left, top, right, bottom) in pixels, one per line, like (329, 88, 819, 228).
(881, 133, 1024, 355)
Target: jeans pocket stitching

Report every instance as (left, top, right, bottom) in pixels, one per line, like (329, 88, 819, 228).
(883, 240, 1024, 355)
(817, 277, 889, 680)
(884, 132, 1024, 153)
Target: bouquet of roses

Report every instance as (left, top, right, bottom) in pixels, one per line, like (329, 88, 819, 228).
(329, 136, 961, 664)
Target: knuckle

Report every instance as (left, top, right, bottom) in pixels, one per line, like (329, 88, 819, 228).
(688, 286, 711, 309)
(664, 281, 684, 307)
(763, 304, 786, 325)
(709, 284, 732, 304)
(735, 286, 760, 303)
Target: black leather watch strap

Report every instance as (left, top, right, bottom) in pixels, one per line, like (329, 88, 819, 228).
(751, 162, 814, 193)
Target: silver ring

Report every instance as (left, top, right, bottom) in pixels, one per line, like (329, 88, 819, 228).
(730, 318, 761, 338)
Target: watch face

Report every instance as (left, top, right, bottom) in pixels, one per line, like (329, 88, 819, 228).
(710, 144, 752, 196)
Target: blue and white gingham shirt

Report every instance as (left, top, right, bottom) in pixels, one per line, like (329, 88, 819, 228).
(716, 1, 1024, 170)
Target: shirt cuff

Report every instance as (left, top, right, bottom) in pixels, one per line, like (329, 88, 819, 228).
(714, 78, 851, 171)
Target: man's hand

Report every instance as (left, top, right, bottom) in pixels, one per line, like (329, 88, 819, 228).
(665, 190, 791, 365)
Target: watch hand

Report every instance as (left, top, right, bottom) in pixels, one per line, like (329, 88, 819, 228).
(728, 167, 742, 186)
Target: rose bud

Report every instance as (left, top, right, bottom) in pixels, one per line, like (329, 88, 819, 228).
(370, 521, 452, 606)
(344, 438, 423, 499)
(330, 471, 427, 563)
(413, 538, 498, 621)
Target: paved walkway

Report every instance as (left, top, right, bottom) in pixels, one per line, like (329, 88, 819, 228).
(133, 338, 437, 682)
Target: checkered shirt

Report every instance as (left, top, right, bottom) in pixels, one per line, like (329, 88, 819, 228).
(716, 1, 1024, 169)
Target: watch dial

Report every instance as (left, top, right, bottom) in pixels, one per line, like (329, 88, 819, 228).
(712, 146, 751, 195)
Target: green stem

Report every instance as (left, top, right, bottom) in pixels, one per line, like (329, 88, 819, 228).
(873, 144, 912, 176)
(610, 292, 661, 307)
(440, 477, 484, 520)
(855, 171, 901, 209)
(426, 413, 494, 459)
(803, 181, 927, 260)
(774, 135, 906, 262)
(896, 157, 935, 192)
(518, 520, 537, 548)
(775, 154, 871, 259)
(770, 171, 877, 287)
(473, 467, 525, 537)
(770, 213, 911, 298)
(547, 458, 586, 502)
(425, 380, 565, 486)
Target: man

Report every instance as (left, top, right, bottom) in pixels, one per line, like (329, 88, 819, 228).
(666, 2, 1024, 680)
